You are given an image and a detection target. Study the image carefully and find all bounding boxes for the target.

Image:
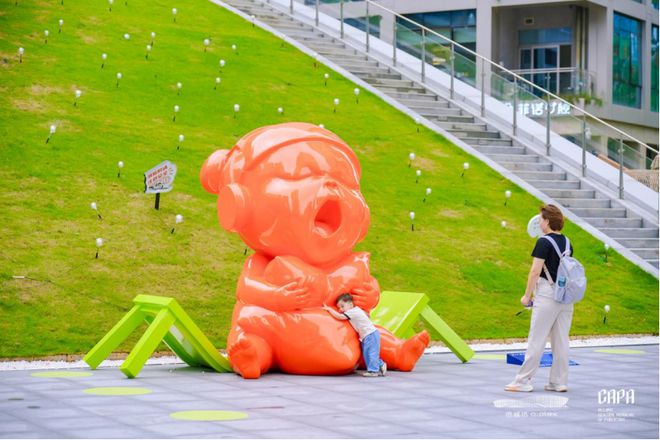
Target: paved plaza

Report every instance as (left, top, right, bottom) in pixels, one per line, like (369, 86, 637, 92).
(0, 344, 657, 439)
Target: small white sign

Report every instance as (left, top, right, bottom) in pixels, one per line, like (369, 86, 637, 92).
(144, 161, 177, 194)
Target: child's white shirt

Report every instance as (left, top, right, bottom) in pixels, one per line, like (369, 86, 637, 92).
(343, 306, 377, 341)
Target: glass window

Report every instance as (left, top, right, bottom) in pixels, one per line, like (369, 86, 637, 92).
(397, 9, 477, 60)
(345, 16, 381, 38)
(612, 12, 642, 108)
(652, 25, 659, 112)
(653, 0, 659, 10)
(519, 27, 572, 45)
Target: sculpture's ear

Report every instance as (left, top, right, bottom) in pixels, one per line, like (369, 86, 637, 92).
(200, 149, 230, 194)
(217, 184, 249, 232)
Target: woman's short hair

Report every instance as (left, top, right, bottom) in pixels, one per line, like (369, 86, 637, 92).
(540, 204, 564, 231)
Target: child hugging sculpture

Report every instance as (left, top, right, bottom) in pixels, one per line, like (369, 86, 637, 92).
(200, 122, 429, 379)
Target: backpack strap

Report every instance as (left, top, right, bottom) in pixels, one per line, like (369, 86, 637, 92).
(540, 235, 568, 285)
(541, 235, 564, 259)
(542, 264, 554, 285)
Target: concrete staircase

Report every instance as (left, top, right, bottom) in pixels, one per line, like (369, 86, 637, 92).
(220, 0, 659, 272)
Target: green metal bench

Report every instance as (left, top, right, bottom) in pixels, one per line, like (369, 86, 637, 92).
(83, 295, 232, 378)
(372, 291, 474, 362)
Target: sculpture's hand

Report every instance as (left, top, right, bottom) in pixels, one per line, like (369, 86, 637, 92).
(351, 279, 379, 312)
(276, 280, 310, 310)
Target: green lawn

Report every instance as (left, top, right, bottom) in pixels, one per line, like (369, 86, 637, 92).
(0, 0, 657, 358)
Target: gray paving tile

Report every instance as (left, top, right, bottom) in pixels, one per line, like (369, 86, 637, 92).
(0, 421, 28, 434)
(140, 421, 241, 437)
(0, 345, 656, 439)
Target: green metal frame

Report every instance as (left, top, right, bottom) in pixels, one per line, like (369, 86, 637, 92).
(83, 295, 232, 378)
(371, 290, 474, 362)
(85, 290, 471, 378)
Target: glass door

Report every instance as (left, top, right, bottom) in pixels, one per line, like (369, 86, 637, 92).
(520, 45, 559, 96)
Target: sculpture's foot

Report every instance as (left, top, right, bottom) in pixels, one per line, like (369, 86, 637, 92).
(227, 337, 262, 379)
(397, 330, 430, 372)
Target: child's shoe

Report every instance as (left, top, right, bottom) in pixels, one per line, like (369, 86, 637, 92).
(362, 371, 379, 377)
(379, 362, 387, 377)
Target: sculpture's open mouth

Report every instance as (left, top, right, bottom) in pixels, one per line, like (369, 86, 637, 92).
(314, 200, 342, 237)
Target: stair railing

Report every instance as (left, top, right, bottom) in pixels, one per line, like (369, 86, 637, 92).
(293, 0, 659, 206)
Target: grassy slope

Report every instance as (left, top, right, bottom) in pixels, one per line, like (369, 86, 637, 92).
(0, 0, 657, 358)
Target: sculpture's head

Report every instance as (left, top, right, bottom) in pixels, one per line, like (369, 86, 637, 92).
(200, 122, 370, 266)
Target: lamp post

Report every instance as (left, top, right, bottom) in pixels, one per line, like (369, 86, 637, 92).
(277, 107, 284, 115)
(423, 187, 431, 203)
(44, 29, 49, 44)
(409, 211, 415, 231)
(172, 7, 177, 22)
(324, 73, 329, 86)
(177, 134, 184, 150)
(90, 202, 102, 220)
(46, 124, 56, 143)
(95, 238, 104, 259)
(101, 53, 107, 69)
(415, 117, 421, 133)
(173, 105, 180, 121)
(203, 38, 210, 52)
(354, 87, 360, 104)
(233, 103, 240, 118)
(117, 160, 124, 177)
(415, 169, 421, 184)
(501, 220, 507, 228)
(176, 82, 182, 95)
(123, 33, 130, 40)
(504, 190, 511, 206)
(108, 0, 113, 11)
(116, 72, 122, 87)
(18, 47, 24, 63)
(74, 89, 81, 106)
(604, 243, 610, 262)
(408, 152, 415, 168)
(214, 77, 221, 90)
(145, 44, 151, 60)
(58, 19, 64, 33)
(150, 32, 155, 46)
(461, 162, 469, 178)
(603, 304, 610, 324)
(171, 214, 184, 234)
(333, 98, 339, 113)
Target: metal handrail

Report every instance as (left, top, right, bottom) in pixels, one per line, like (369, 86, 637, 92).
(361, 0, 656, 154)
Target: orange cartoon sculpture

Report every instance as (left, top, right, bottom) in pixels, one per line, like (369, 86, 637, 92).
(200, 122, 429, 379)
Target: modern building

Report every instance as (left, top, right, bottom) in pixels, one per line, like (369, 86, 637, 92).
(333, 0, 659, 170)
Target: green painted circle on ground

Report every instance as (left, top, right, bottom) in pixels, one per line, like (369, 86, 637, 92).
(31, 371, 93, 378)
(473, 353, 506, 360)
(84, 387, 152, 396)
(170, 410, 249, 421)
(594, 348, 645, 355)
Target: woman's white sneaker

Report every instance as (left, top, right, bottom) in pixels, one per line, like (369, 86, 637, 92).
(504, 382, 533, 392)
(544, 383, 568, 392)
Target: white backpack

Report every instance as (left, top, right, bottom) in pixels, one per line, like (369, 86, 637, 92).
(542, 236, 587, 304)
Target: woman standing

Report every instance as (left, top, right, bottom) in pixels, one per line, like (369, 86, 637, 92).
(505, 204, 574, 393)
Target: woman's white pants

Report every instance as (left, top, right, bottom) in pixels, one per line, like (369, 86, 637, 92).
(514, 278, 574, 386)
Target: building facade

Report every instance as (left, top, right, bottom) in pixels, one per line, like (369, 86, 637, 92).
(342, 0, 658, 166)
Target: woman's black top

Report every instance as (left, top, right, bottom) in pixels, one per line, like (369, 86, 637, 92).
(531, 233, 574, 282)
